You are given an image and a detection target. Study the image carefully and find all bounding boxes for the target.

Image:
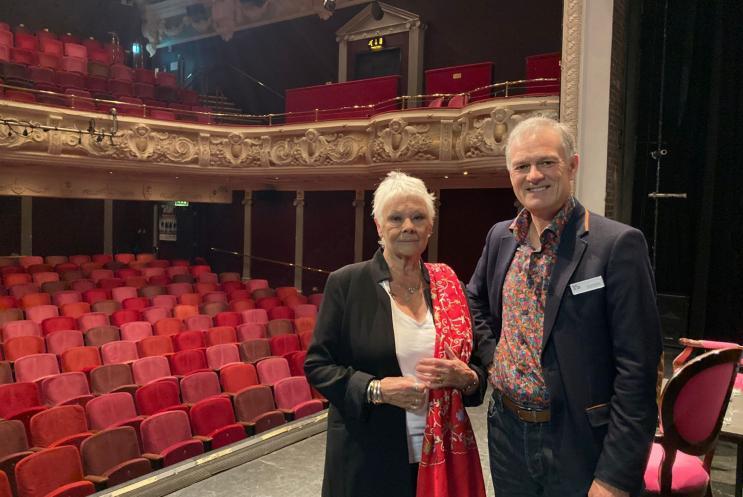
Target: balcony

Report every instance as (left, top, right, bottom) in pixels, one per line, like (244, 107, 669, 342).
(0, 79, 558, 201)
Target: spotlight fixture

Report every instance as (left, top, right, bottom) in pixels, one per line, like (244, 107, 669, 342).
(371, 1, 384, 20)
(322, 0, 336, 12)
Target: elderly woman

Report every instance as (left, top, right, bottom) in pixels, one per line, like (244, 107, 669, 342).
(305, 171, 493, 497)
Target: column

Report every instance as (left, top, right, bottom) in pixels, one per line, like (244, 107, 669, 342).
(427, 192, 440, 263)
(576, 0, 613, 215)
(152, 205, 159, 254)
(294, 191, 305, 289)
(337, 36, 348, 83)
(353, 190, 365, 262)
(20, 196, 32, 255)
(103, 200, 113, 254)
(407, 20, 425, 98)
(242, 191, 253, 279)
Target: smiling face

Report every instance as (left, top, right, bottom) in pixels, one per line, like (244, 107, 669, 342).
(508, 127, 579, 224)
(375, 194, 433, 259)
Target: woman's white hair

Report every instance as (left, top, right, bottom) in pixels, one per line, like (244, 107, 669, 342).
(505, 116, 576, 169)
(372, 171, 436, 223)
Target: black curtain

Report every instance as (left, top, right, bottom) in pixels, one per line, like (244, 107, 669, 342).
(631, 0, 743, 342)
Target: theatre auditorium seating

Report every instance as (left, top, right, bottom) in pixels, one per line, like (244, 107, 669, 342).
(0, 251, 325, 490)
(0, 23, 210, 123)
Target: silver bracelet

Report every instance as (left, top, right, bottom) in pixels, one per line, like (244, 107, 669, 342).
(367, 379, 384, 404)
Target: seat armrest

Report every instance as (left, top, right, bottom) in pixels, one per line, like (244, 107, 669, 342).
(280, 409, 294, 421)
(142, 452, 164, 469)
(238, 421, 256, 436)
(84, 474, 108, 491)
(193, 435, 212, 452)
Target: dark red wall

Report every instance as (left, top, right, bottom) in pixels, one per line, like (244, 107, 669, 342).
(303, 191, 355, 293)
(437, 188, 518, 283)
(251, 190, 295, 287)
(32, 197, 103, 256)
(0, 196, 21, 255)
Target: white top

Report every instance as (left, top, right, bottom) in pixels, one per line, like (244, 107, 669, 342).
(381, 281, 436, 463)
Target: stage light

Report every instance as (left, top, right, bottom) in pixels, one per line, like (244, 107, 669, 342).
(371, 1, 384, 20)
(323, 0, 336, 12)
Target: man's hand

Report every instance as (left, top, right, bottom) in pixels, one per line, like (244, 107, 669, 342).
(588, 479, 629, 497)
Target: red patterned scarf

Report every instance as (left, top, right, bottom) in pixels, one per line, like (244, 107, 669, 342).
(417, 263, 486, 497)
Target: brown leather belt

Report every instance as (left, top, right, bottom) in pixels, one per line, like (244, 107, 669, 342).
(500, 392, 551, 423)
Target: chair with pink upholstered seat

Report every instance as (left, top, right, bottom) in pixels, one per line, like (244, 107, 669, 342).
(672, 338, 743, 392)
(643, 347, 741, 497)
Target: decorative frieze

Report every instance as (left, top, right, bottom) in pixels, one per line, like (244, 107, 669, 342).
(0, 95, 558, 197)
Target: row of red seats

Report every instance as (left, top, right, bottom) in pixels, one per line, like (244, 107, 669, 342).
(1, 306, 316, 341)
(0, 323, 312, 365)
(1, 276, 316, 308)
(0, 63, 190, 101)
(0, 83, 211, 123)
(1, 355, 320, 445)
(2, 351, 309, 405)
(0, 361, 322, 496)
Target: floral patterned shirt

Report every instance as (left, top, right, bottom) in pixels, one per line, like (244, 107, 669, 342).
(490, 197, 576, 407)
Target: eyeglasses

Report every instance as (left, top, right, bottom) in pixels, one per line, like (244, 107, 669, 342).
(509, 159, 561, 175)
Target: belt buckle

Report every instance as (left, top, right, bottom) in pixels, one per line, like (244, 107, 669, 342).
(520, 408, 540, 423)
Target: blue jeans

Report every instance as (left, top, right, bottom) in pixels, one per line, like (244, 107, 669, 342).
(487, 390, 555, 497)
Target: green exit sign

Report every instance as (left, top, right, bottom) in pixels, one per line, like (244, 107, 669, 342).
(174, 201, 189, 207)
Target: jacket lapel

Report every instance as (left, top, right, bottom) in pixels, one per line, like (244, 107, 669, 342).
(541, 203, 589, 352)
(494, 234, 518, 316)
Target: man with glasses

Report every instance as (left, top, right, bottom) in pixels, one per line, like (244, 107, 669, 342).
(467, 116, 662, 497)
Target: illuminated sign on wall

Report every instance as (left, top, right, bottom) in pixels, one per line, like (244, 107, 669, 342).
(367, 37, 384, 51)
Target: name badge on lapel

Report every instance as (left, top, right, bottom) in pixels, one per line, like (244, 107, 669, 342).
(570, 276, 605, 295)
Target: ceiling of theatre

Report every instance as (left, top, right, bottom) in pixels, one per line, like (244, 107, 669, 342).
(133, 0, 371, 51)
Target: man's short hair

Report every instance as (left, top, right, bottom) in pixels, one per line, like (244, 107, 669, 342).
(505, 116, 576, 169)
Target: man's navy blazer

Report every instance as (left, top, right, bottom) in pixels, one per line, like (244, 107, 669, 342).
(466, 200, 662, 496)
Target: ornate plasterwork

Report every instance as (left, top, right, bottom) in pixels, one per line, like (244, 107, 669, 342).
(367, 118, 435, 163)
(0, 95, 557, 197)
(456, 107, 559, 159)
(271, 129, 364, 167)
(560, 0, 583, 141)
(210, 132, 264, 167)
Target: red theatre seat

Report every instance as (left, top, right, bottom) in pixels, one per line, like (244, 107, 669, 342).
(189, 396, 246, 449)
(219, 362, 258, 395)
(233, 385, 285, 434)
(85, 392, 144, 434)
(14, 445, 95, 497)
(0, 383, 47, 435)
(0, 419, 33, 497)
(29, 404, 92, 449)
(39, 371, 94, 407)
(134, 380, 186, 416)
(140, 410, 204, 467)
(79, 426, 151, 488)
(169, 348, 208, 376)
(180, 370, 222, 404)
(273, 376, 324, 420)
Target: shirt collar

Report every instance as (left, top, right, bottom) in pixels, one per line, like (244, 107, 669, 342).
(509, 196, 577, 247)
